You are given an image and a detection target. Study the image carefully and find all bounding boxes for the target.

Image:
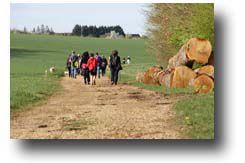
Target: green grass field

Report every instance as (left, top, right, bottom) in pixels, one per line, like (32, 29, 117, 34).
(10, 33, 214, 139)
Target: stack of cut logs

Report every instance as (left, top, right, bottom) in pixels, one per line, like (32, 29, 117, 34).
(136, 38, 214, 93)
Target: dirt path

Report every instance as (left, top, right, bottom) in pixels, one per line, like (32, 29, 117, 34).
(11, 76, 187, 139)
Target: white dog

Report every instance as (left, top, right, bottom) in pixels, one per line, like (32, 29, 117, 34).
(64, 71, 69, 75)
(49, 66, 56, 73)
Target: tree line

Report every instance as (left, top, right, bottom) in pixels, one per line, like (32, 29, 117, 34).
(31, 24, 55, 34)
(72, 25, 125, 37)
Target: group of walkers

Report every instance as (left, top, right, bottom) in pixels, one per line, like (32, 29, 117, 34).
(66, 50, 122, 85)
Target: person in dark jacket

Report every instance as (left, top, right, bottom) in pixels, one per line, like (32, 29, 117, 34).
(101, 55, 108, 77)
(81, 51, 90, 84)
(109, 50, 122, 85)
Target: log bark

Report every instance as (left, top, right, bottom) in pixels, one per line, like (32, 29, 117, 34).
(193, 74, 214, 93)
(158, 69, 174, 88)
(156, 70, 165, 85)
(168, 45, 189, 69)
(168, 38, 212, 69)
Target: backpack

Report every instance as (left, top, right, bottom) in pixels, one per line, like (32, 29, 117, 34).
(101, 62, 106, 68)
(74, 61, 78, 68)
(88, 57, 97, 71)
(96, 56, 102, 65)
(111, 56, 118, 66)
(71, 55, 77, 66)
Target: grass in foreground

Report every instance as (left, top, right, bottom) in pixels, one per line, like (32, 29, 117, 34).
(10, 71, 63, 111)
(174, 92, 214, 139)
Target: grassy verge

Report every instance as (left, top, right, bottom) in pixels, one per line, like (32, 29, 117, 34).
(174, 92, 214, 139)
(10, 70, 64, 111)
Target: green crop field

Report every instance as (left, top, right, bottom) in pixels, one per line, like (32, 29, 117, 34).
(10, 33, 156, 111)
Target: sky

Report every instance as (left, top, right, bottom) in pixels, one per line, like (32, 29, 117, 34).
(10, 3, 148, 35)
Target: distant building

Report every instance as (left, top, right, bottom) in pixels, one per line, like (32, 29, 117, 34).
(55, 32, 72, 36)
(105, 30, 124, 39)
(126, 34, 141, 39)
(109, 31, 119, 39)
(131, 34, 141, 38)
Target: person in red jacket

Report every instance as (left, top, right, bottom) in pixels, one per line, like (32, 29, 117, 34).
(87, 53, 98, 85)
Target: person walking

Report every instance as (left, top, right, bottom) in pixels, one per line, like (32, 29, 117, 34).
(66, 54, 72, 77)
(109, 50, 122, 85)
(87, 53, 98, 85)
(101, 55, 108, 77)
(70, 51, 77, 78)
(126, 56, 131, 64)
(77, 54, 81, 75)
(95, 52, 102, 79)
(81, 51, 90, 84)
(73, 57, 79, 78)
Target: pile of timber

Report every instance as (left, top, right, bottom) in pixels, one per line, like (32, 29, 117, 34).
(136, 38, 214, 93)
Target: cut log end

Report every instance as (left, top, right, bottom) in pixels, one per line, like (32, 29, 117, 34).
(171, 66, 197, 88)
(186, 38, 212, 64)
(143, 65, 163, 85)
(193, 74, 214, 94)
(194, 65, 214, 78)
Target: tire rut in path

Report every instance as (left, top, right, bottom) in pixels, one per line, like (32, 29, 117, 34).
(11, 76, 185, 139)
